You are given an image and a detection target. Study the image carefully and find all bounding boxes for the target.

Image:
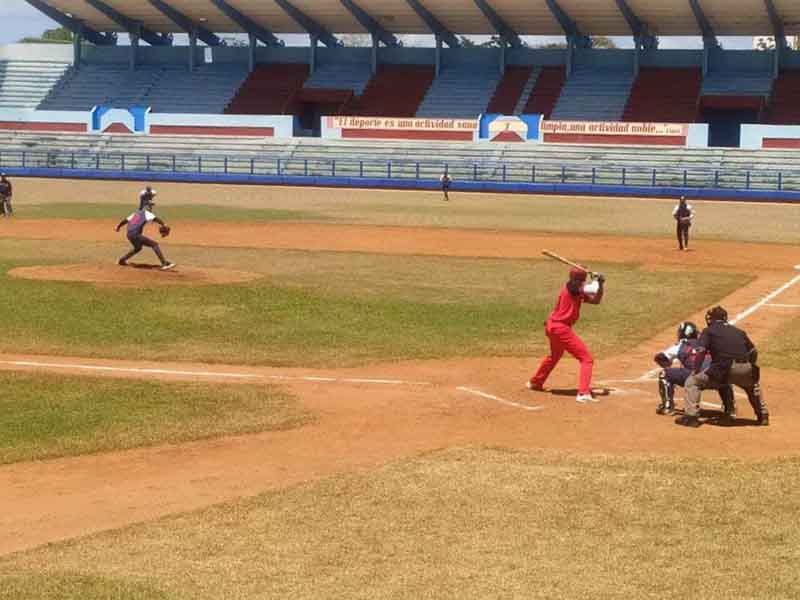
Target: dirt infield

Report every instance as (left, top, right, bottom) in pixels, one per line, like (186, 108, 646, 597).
(1, 218, 798, 271)
(9, 263, 264, 287)
(1, 218, 799, 556)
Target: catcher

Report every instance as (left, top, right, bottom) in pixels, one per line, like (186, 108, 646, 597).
(672, 195, 694, 251)
(654, 321, 735, 417)
(115, 195, 175, 270)
(0, 173, 12, 217)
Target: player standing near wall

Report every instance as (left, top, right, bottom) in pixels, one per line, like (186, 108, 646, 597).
(673, 196, 694, 251)
(0, 173, 13, 217)
(440, 172, 452, 201)
(527, 268, 605, 403)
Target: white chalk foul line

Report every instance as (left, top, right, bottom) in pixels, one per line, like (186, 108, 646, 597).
(457, 386, 544, 412)
(0, 360, 432, 388)
(764, 303, 800, 309)
(730, 272, 800, 325)
(633, 270, 800, 383)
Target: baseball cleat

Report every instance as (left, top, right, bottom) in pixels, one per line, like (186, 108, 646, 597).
(674, 415, 701, 428)
(161, 262, 176, 271)
(576, 393, 596, 404)
(117, 259, 128, 266)
(526, 381, 544, 391)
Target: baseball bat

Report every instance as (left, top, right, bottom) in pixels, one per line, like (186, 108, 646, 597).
(541, 250, 590, 272)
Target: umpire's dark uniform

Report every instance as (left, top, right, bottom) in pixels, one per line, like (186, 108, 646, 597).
(680, 306, 769, 427)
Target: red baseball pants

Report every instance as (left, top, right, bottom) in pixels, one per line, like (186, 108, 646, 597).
(530, 321, 594, 395)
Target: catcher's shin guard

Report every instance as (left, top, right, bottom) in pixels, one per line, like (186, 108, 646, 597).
(656, 371, 674, 414)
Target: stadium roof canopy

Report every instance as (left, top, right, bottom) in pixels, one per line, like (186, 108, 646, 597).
(27, 0, 800, 39)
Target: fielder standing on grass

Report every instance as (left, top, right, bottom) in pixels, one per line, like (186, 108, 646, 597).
(115, 194, 175, 270)
(527, 267, 605, 403)
(673, 195, 693, 251)
(0, 173, 12, 217)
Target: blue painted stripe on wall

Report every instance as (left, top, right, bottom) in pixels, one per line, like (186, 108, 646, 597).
(4, 167, 800, 203)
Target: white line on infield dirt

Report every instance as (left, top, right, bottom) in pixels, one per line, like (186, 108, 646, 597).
(765, 303, 800, 308)
(457, 386, 544, 412)
(633, 270, 800, 383)
(0, 360, 432, 387)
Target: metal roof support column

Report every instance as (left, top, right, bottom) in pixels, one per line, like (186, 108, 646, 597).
(764, 0, 788, 77)
(209, 0, 283, 46)
(248, 33, 256, 72)
(499, 38, 506, 76)
(545, 0, 591, 77)
(73, 28, 83, 68)
(188, 29, 197, 72)
(84, 0, 171, 45)
(25, 0, 116, 45)
(688, 0, 718, 77)
(435, 34, 442, 77)
(147, 0, 223, 46)
(339, 0, 401, 47)
(371, 33, 379, 75)
(273, 0, 341, 47)
(473, 0, 523, 49)
(309, 34, 318, 75)
(405, 0, 460, 48)
(129, 27, 139, 71)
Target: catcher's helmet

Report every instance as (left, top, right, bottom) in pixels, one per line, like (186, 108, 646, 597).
(705, 306, 728, 325)
(677, 321, 699, 340)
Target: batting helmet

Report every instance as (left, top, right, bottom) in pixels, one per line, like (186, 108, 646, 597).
(705, 306, 728, 325)
(569, 267, 587, 282)
(677, 321, 699, 340)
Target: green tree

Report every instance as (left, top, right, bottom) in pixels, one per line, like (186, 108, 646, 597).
(591, 35, 618, 49)
(19, 26, 74, 44)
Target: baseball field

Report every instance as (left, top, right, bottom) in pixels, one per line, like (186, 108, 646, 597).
(1, 178, 800, 599)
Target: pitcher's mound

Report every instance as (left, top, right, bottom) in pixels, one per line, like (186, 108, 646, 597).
(9, 263, 263, 287)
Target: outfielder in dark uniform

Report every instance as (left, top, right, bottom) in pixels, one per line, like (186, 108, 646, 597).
(115, 196, 175, 270)
(0, 173, 12, 218)
(678, 306, 769, 428)
(139, 185, 156, 210)
(653, 321, 734, 416)
(440, 172, 452, 201)
(673, 196, 693, 251)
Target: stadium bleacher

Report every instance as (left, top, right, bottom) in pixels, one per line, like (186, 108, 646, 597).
(302, 62, 373, 96)
(39, 64, 248, 113)
(415, 64, 502, 118)
(486, 66, 534, 115)
(226, 63, 310, 115)
(767, 70, 800, 125)
(522, 66, 565, 119)
(550, 65, 635, 121)
(351, 64, 435, 117)
(623, 68, 702, 123)
(0, 60, 71, 109)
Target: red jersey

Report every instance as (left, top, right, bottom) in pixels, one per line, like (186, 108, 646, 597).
(547, 283, 585, 326)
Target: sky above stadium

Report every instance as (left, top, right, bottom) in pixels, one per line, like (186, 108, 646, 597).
(0, 0, 758, 49)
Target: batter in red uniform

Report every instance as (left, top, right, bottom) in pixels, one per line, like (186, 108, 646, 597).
(528, 267, 605, 403)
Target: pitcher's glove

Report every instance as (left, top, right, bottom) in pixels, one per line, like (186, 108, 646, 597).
(159, 224, 171, 238)
(654, 352, 672, 368)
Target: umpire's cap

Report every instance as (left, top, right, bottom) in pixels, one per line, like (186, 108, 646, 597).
(705, 306, 728, 325)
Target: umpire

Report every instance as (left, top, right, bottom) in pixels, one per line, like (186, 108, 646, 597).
(677, 306, 769, 428)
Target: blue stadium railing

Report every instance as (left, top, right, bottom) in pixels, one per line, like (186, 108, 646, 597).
(2, 148, 800, 200)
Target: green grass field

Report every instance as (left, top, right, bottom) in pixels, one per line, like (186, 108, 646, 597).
(2, 447, 799, 599)
(0, 371, 310, 464)
(0, 248, 750, 366)
(3, 181, 798, 599)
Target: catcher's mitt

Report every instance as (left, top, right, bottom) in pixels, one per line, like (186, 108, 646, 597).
(654, 352, 672, 369)
(159, 224, 171, 238)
